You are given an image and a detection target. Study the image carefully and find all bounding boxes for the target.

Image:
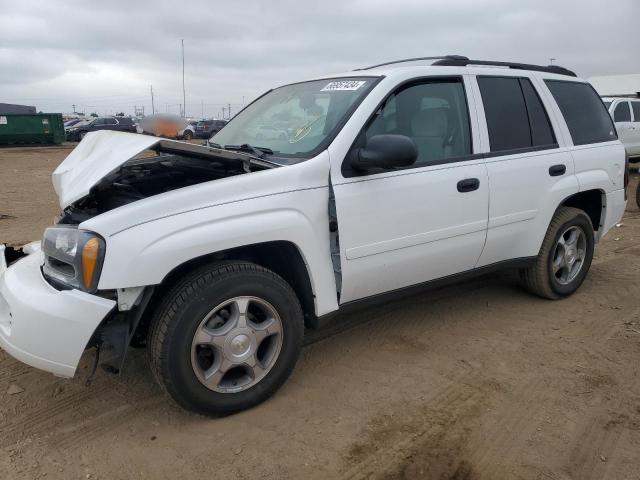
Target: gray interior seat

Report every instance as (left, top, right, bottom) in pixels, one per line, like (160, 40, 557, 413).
(410, 107, 451, 163)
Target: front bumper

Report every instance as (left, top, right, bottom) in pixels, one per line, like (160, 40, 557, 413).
(0, 247, 115, 377)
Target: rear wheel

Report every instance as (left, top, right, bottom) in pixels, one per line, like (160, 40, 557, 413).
(148, 261, 304, 415)
(635, 181, 640, 209)
(520, 207, 594, 299)
(183, 130, 193, 141)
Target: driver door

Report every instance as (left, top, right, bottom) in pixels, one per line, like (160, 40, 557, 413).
(330, 76, 489, 303)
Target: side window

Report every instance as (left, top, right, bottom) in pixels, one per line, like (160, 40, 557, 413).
(545, 80, 616, 146)
(106, 118, 118, 125)
(477, 76, 556, 152)
(93, 118, 104, 126)
(478, 77, 531, 151)
(614, 102, 631, 122)
(633, 102, 640, 122)
(364, 79, 472, 167)
(520, 79, 556, 146)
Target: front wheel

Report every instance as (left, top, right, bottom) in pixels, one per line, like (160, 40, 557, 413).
(520, 207, 594, 299)
(183, 130, 193, 141)
(148, 261, 304, 415)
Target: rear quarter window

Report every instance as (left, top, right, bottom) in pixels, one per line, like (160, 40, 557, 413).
(544, 80, 616, 146)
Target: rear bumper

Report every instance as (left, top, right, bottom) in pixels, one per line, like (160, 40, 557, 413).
(0, 248, 115, 377)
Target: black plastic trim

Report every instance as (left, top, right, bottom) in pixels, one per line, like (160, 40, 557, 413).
(482, 143, 559, 159)
(432, 58, 577, 77)
(311, 256, 537, 327)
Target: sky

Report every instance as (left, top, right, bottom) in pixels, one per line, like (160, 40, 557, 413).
(0, 0, 638, 118)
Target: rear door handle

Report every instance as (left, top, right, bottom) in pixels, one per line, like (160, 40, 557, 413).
(457, 178, 480, 193)
(549, 164, 566, 177)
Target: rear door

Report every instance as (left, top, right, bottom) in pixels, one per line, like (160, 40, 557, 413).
(331, 76, 489, 303)
(472, 74, 578, 266)
(629, 101, 640, 157)
(613, 100, 634, 154)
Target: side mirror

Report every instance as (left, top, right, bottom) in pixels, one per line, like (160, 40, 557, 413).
(350, 134, 418, 171)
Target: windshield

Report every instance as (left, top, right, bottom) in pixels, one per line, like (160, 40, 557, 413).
(211, 77, 378, 158)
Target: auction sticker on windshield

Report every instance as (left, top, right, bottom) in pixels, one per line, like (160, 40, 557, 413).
(321, 80, 366, 91)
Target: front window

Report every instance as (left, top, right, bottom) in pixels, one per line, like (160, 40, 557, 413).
(211, 77, 378, 159)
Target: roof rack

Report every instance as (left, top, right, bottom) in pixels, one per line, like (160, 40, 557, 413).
(354, 55, 468, 71)
(356, 55, 577, 77)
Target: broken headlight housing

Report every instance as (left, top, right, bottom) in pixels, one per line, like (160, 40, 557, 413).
(42, 226, 106, 293)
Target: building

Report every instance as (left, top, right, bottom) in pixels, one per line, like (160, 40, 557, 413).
(588, 74, 640, 98)
(0, 103, 37, 114)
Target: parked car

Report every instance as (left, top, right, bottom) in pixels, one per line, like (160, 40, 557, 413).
(195, 119, 227, 138)
(64, 118, 86, 129)
(602, 97, 640, 162)
(0, 56, 628, 416)
(179, 120, 198, 140)
(66, 116, 136, 141)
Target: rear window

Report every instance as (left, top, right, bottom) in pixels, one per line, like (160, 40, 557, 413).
(478, 76, 556, 152)
(544, 80, 616, 145)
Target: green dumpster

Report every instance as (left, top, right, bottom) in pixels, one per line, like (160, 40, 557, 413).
(0, 113, 65, 145)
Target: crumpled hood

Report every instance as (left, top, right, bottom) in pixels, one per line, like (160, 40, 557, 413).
(52, 131, 162, 209)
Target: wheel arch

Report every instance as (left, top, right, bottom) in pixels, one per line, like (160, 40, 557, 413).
(134, 241, 318, 344)
(559, 189, 605, 232)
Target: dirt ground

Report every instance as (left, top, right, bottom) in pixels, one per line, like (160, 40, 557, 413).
(1, 144, 640, 480)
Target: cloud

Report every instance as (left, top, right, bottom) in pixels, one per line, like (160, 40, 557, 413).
(0, 0, 637, 116)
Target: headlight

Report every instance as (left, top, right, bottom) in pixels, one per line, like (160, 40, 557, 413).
(41, 226, 106, 292)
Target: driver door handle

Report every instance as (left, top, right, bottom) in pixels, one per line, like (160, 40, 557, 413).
(457, 178, 480, 193)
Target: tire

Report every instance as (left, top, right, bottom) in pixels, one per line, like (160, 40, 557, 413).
(184, 131, 193, 141)
(520, 207, 594, 299)
(79, 131, 87, 140)
(148, 261, 304, 415)
(635, 182, 640, 209)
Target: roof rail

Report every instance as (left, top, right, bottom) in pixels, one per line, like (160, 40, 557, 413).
(354, 55, 469, 71)
(432, 58, 577, 77)
(355, 55, 577, 77)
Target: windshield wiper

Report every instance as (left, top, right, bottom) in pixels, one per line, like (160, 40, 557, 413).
(224, 144, 274, 159)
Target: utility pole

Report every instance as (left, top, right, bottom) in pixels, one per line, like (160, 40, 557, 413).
(72, 104, 76, 113)
(222, 107, 226, 119)
(201, 100, 204, 118)
(228, 103, 231, 119)
(150, 85, 155, 114)
(549, 58, 556, 65)
(181, 39, 186, 117)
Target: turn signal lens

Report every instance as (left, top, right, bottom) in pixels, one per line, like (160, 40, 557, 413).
(81, 237, 100, 289)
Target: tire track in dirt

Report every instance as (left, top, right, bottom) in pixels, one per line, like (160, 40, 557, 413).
(0, 380, 115, 447)
(564, 410, 628, 480)
(50, 394, 165, 451)
(340, 367, 490, 480)
(467, 378, 549, 478)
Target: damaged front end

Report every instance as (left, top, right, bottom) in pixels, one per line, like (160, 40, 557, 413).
(37, 131, 280, 379)
(54, 132, 278, 224)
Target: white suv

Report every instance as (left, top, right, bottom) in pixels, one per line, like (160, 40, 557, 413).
(0, 56, 628, 415)
(602, 97, 640, 161)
